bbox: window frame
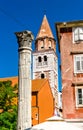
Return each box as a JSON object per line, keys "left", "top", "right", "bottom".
{"left": 75, "top": 87, "right": 83, "bottom": 107}
{"left": 72, "top": 27, "right": 83, "bottom": 43}
{"left": 74, "top": 55, "right": 83, "bottom": 73}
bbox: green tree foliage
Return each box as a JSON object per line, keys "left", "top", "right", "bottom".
{"left": 0, "top": 80, "right": 18, "bottom": 130}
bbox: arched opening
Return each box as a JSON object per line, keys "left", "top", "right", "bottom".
{"left": 41, "top": 73, "right": 45, "bottom": 79}
{"left": 48, "top": 40, "right": 52, "bottom": 48}
{"left": 40, "top": 40, "right": 44, "bottom": 49}
{"left": 43, "top": 55, "right": 47, "bottom": 65}
{"left": 44, "top": 55, "right": 47, "bottom": 61}
{"left": 38, "top": 56, "right": 42, "bottom": 62}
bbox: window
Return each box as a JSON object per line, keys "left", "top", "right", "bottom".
{"left": 44, "top": 55, "right": 47, "bottom": 61}
{"left": 40, "top": 40, "right": 44, "bottom": 49}
{"left": 76, "top": 87, "right": 83, "bottom": 107}
{"left": 77, "top": 89, "right": 83, "bottom": 105}
{"left": 38, "top": 56, "right": 42, "bottom": 66}
{"left": 48, "top": 40, "right": 51, "bottom": 48}
{"left": 41, "top": 73, "right": 45, "bottom": 79}
{"left": 38, "top": 56, "right": 42, "bottom": 62}
{"left": 73, "top": 27, "right": 83, "bottom": 43}
{"left": 74, "top": 55, "right": 83, "bottom": 73}
{"left": 43, "top": 55, "right": 47, "bottom": 65}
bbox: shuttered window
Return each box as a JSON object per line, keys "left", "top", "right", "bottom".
{"left": 74, "top": 55, "right": 83, "bottom": 73}
{"left": 73, "top": 27, "right": 83, "bottom": 43}
{"left": 77, "top": 88, "right": 83, "bottom": 105}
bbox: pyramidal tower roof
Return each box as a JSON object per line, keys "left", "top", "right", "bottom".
{"left": 36, "top": 15, "right": 54, "bottom": 39}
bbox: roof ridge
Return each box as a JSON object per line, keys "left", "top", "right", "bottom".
{"left": 0, "top": 76, "right": 18, "bottom": 80}
{"left": 39, "top": 78, "right": 48, "bottom": 91}
{"left": 32, "top": 78, "right": 48, "bottom": 92}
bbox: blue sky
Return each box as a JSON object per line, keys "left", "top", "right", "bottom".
{"left": 0, "top": 0, "right": 83, "bottom": 90}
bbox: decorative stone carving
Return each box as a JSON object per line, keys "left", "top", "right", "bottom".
{"left": 15, "top": 31, "right": 34, "bottom": 49}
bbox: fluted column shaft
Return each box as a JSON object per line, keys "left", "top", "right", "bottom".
{"left": 15, "top": 31, "right": 34, "bottom": 130}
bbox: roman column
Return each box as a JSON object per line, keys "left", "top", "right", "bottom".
{"left": 15, "top": 31, "right": 34, "bottom": 130}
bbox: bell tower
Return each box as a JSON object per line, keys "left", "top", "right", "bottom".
{"left": 33, "top": 15, "right": 58, "bottom": 106}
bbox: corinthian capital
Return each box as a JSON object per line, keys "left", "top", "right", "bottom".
{"left": 15, "top": 30, "right": 34, "bottom": 49}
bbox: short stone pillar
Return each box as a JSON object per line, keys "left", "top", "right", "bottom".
{"left": 15, "top": 31, "right": 34, "bottom": 130}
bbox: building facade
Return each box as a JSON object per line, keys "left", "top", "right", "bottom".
{"left": 33, "top": 15, "right": 58, "bottom": 107}
{"left": 32, "top": 79, "right": 54, "bottom": 126}
{"left": 56, "top": 20, "right": 83, "bottom": 119}
{"left": 0, "top": 77, "right": 54, "bottom": 126}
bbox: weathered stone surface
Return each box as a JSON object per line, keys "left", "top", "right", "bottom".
{"left": 15, "top": 30, "right": 34, "bottom": 130}
{"left": 15, "top": 31, "right": 34, "bottom": 49}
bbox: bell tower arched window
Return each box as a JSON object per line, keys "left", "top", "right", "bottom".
{"left": 44, "top": 55, "right": 47, "bottom": 65}
{"left": 38, "top": 56, "right": 42, "bottom": 66}
{"left": 48, "top": 40, "right": 52, "bottom": 48}
{"left": 44, "top": 55, "right": 47, "bottom": 61}
{"left": 38, "top": 56, "right": 42, "bottom": 62}
{"left": 41, "top": 73, "right": 45, "bottom": 79}
{"left": 40, "top": 40, "right": 44, "bottom": 49}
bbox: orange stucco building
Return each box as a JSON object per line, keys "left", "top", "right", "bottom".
{"left": 0, "top": 77, "right": 54, "bottom": 126}
{"left": 32, "top": 79, "right": 54, "bottom": 125}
